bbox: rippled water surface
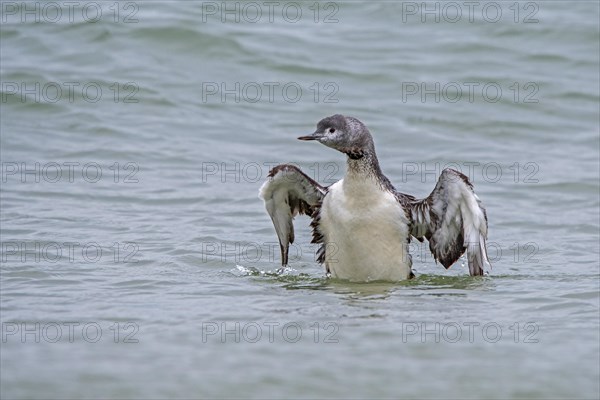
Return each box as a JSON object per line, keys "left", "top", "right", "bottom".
{"left": 1, "top": 1, "right": 599, "bottom": 399}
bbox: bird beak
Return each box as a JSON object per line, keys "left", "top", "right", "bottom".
{"left": 297, "top": 131, "right": 323, "bottom": 141}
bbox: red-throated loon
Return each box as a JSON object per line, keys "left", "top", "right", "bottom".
{"left": 259, "top": 114, "right": 491, "bottom": 282}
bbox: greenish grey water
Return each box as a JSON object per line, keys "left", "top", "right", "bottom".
{"left": 1, "top": 1, "right": 599, "bottom": 399}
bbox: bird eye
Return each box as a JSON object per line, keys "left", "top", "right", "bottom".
{"left": 329, "top": 128, "right": 335, "bottom": 134}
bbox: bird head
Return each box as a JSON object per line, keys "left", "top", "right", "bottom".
{"left": 298, "top": 114, "right": 374, "bottom": 159}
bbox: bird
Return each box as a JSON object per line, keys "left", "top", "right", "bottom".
{"left": 259, "top": 114, "right": 490, "bottom": 282}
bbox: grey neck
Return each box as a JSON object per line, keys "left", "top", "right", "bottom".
{"left": 345, "top": 150, "right": 394, "bottom": 191}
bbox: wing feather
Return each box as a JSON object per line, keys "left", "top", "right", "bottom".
{"left": 409, "top": 168, "right": 490, "bottom": 275}
{"left": 259, "top": 164, "right": 326, "bottom": 266}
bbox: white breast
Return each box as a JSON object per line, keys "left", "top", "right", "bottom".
{"left": 319, "top": 177, "right": 412, "bottom": 281}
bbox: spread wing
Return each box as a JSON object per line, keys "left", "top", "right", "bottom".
{"left": 408, "top": 168, "right": 490, "bottom": 275}
{"left": 259, "top": 164, "right": 327, "bottom": 266}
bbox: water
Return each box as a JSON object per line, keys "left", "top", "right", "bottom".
{"left": 1, "top": 1, "right": 599, "bottom": 399}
